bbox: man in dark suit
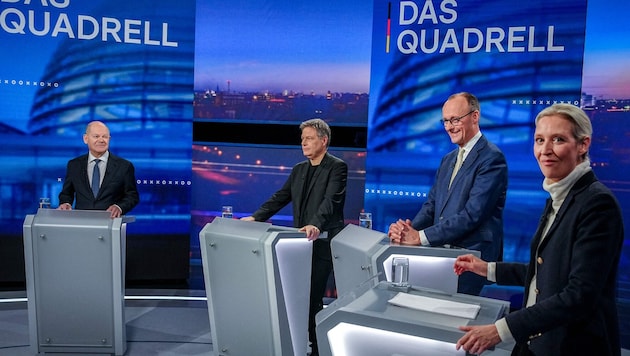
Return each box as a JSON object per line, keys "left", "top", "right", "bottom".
{"left": 58, "top": 121, "right": 139, "bottom": 218}
{"left": 241, "top": 118, "right": 347, "bottom": 356}
{"left": 388, "top": 92, "right": 508, "bottom": 295}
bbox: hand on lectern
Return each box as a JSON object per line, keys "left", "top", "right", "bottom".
{"left": 388, "top": 219, "right": 420, "bottom": 245}
{"left": 299, "top": 225, "right": 320, "bottom": 241}
{"left": 456, "top": 324, "right": 501, "bottom": 355}
{"left": 106, "top": 205, "right": 123, "bottom": 218}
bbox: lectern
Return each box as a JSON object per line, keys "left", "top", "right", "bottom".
{"left": 199, "top": 218, "right": 312, "bottom": 356}
{"left": 316, "top": 281, "right": 514, "bottom": 356}
{"left": 331, "top": 224, "right": 480, "bottom": 298}
{"left": 23, "top": 209, "right": 134, "bottom": 355}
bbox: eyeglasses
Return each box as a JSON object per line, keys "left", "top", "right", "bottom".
{"left": 440, "top": 110, "right": 475, "bottom": 126}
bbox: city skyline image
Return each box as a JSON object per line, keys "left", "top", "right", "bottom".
{"left": 194, "top": 0, "right": 373, "bottom": 96}
{"left": 581, "top": 0, "right": 630, "bottom": 99}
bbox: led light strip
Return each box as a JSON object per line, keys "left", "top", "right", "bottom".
{"left": 0, "top": 295, "right": 208, "bottom": 304}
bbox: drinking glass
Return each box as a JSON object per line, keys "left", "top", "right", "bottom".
{"left": 221, "top": 206, "right": 233, "bottom": 218}
{"left": 391, "top": 257, "right": 410, "bottom": 287}
{"left": 359, "top": 212, "right": 372, "bottom": 229}
{"left": 39, "top": 197, "right": 51, "bottom": 209}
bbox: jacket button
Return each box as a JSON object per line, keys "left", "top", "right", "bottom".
{"left": 535, "top": 288, "right": 540, "bottom": 294}
{"left": 528, "top": 332, "right": 542, "bottom": 340}
{"left": 537, "top": 257, "right": 543, "bottom": 264}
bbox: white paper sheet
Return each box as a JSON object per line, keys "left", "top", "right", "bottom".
{"left": 388, "top": 292, "right": 481, "bottom": 319}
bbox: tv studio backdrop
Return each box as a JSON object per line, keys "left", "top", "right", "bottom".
{"left": 1, "top": 0, "right": 629, "bottom": 352}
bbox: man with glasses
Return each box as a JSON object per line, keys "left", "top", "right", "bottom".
{"left": 388, "top": 92, "right": 508, "bottom": 295}
{"left": 58, "top": 120, "right": 139, "bottom": 218}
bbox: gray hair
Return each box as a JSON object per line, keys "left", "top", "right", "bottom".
{"left": 300, "top": 118, "right": 331, "bottom": 147}
{"left": 535, "top": 103, "right": 592, "bottom": 160}
{"left": 447, "top": 92, "right": 480, "bottom": 113}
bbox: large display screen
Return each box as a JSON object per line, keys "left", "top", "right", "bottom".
{"left": 364, "top": 0, "right": 629, "bottom": 345}
{"left": 191, "top": 0, "right": 373, "bottom": 261}
{"left": 1, "top": 0, "right": 628, "bottom": 346}
{"left": 0, "top": 0, "right": 195, "bottom": 281}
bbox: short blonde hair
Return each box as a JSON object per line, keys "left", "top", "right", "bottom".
{"left": 535, "top": 104, "right": 592, "bottom": 160}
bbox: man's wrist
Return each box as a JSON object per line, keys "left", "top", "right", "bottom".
{"left": 419, "top": 230, "right": 430, "bottom": 245}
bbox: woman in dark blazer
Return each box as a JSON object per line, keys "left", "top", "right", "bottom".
{"left": 453, "top": 104, "right": 624, "bottom": 355}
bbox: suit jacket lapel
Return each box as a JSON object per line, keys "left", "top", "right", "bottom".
{"left": 80, "top": 155, "right": 92, "bottom": 194}
{"left": 310, "top": 154, "right": 328, "bottom": 187}
{"left": 304, "top": 153, "right": 329, "bottom": 203}
{"left": 537, "top": 198, "right": 567, "bottom": 253}
{"left": 100, "top": 156, "right": 117, "bottom": 192}
{"left": 292, "top": 161, "right": 308, "bottom": 222}
{"left": 536, "top": 171, "right": 595, "bottom": 253}
{"left": 440, "top": 137, "right": 485, "bottom": 214}
{"left": 459, "top": 135, "right": 486, "bottom": 173}
{"left": 440, "top": 152, "right": 458, "bottom": 214}
{"left": 531, "top": 198, "right": 553, "bottom": 252}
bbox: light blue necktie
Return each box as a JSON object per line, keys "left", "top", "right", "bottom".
{"left": 92, "top": 159, "right": 101, "bottom": 198}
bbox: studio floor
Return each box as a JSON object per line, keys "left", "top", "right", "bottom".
{"left": 0, "top": 261, "right": 319, "bottom": 356}
{"left": 1, "top": 261, "right": 628, "bottom": 356}
{"left": 0, "top": 288, "right": 215, "bottom": 356}
{"left": 0, "top": 261, "right": 216, "bottom": 356}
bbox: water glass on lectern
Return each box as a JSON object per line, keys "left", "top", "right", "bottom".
{"left": 39, "top": 197, "right": 51, "bottom": 209}
{"left": 392, "top": 257, "right": 410, "bottom": 287}
{"left": 359, "top": 212, "right": 372, "bottom": 229}
{"left": 221, "top": 205, "right": 233, "bottom": 218}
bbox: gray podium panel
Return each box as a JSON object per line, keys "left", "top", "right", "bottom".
{"left": 330, "top": 224, "right": 386, "bottom": 298}
{"left": 316, "top": 281, "right": 513, "bottom": 356}
{"left": 199, "top": 218, "right": 312, "bottom": 356}
{"left": 23, "top": 209, "right": 133, "bottom": 355}
{"left": 331, "top": 224, "right": 480, "bottom": 298}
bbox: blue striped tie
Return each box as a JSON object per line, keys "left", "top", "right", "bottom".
{"left": 92, "top": 159, "right": 101, "bottom": 198}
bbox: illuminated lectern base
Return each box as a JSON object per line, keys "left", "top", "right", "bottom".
{"left": 332, "top": 224, "right": 481, "bottom": 298}
{"left": 316, "top": 281, "right": 514, "bottom": 356}
{"left": 23, "top": 209, "right": 134, "bottom": 355}
{"left": 199, "top": 218, "right": 312, "bottom": 356}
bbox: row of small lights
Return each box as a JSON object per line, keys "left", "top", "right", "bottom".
{"left": 136, "top": 180, "right": 192, "bottom": 186}
{"left": 364, "top": 188, "right": 428, "bottom": 198}
{"left": 1, "top": 79, "right": 60, "bottom": 87}
{"left": 512, "top": 99, "right": 580, "bottom": 106}
{"left": 55, "top": 177, "right": 192, "bottom": 186}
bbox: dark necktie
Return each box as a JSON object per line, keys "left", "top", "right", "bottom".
{"left": 92, "top": 159, "right": 101, "bottom": 198}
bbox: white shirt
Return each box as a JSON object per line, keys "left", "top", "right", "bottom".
{"left": 88, "top": 151, "right": 109, "bottom": 188}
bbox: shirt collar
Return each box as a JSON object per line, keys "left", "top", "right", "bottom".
{"left": 460, "top": 131, "right": 482, "bottom": 155}
{"left": 88, "top": 151, "right": 110, "bottom": 164}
